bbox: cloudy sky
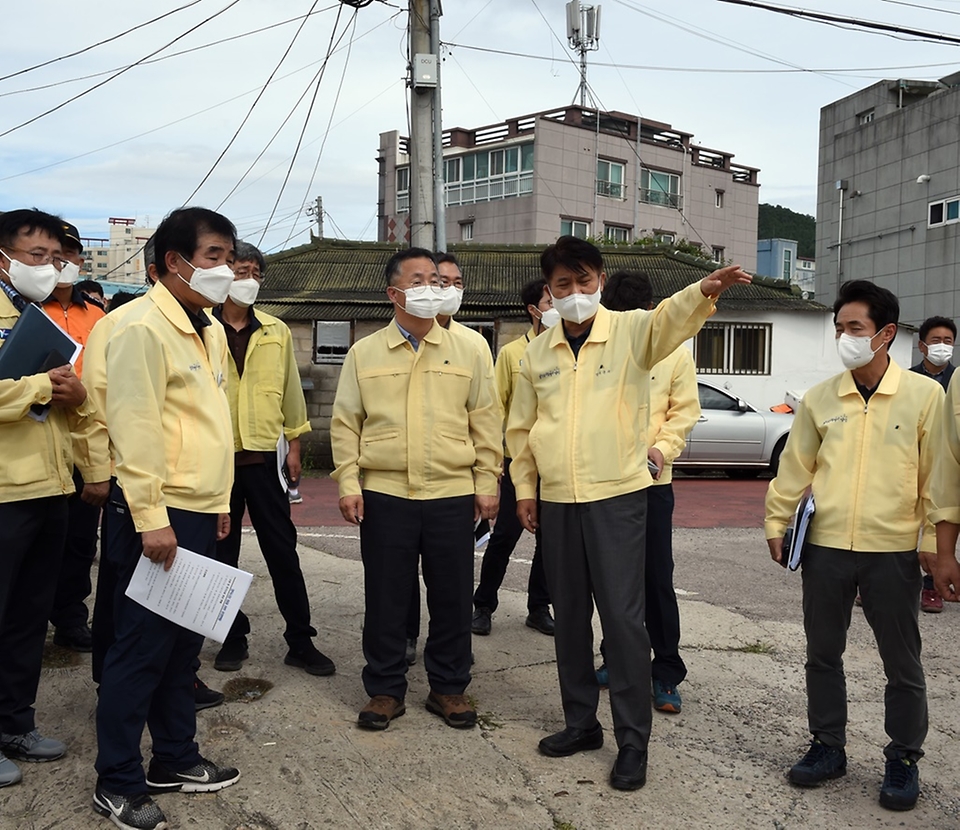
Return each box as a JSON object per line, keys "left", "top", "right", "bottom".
{"left": 1, "top": 0, "right": 958, "bottom": 254}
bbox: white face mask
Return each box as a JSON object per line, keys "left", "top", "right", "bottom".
{"left": 537, "top": 307, "right": 561, "bottom": 329}
{"left": 837, "top": 331, "right": 883, "bottom": 370}
{"left": 177, "top": 254, "right": 235, "bottom": 305}
{"left": 438, "top": 285, "right": 463, "bottom": 317}
{"left": 925, "top": 342, "right": 953, "bottom": 367}
{"left": 397, "top": 284, "right": 443, "bottom": 319}
{"left": 57, "top": 260, "right": 81, "bottom": 286}
{"left": 551, "top": 286, "right": 601, "bottom": 325}
{"left": 0, "top": 249, "right": 59, "bottom": 302}
{"left": 228, "top": 277, "right": 260, "bottom": 308}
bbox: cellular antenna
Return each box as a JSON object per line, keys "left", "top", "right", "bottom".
{"left": 566, "top": 1, "right": 601, "bottom": 108}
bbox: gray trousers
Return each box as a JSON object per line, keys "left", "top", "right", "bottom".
{"left": 541, "top": 490, "right": 651, "bottom": 751}
{"left": 802, "top": 544, "right": 927, "bottom": 761}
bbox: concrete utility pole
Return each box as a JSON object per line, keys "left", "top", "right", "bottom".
{"left": 408, "top": 0, "right": 441, "bottom": 250}
{"left": 307, "top": 195, "right": 324, "bottom": 239}
{"left": 430, "top": 0, "right": 446, "bottom": 253}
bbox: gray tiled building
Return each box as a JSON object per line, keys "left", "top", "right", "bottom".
{"left": 816, "top": 71, "right": 960, "bottom": 325}
{"left": 377, "top": 105, "right": 760, "bottom": 270}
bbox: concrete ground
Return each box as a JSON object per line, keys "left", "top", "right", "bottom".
{"left": 4, "top": 477, "right": 960, "bottom": 829}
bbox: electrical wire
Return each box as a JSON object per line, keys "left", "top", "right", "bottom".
{"left": 0, "top": 6, "right": 339, "bottom": 100}
{"left": 257, "top": 4, "right": 351, "bottom": 247}
{"left": 182, "top": 0, "right": 326, "bottom": 205}
{"left": 0, "top": 0, "right": 204, "bottom": 83}
{"left": 0, "top": 0, "right": 243, "bottom": 140}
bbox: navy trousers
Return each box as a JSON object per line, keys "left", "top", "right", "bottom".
{"left": 0, "top": 496, "right": 68, "bottom": 735}
{"left": 95, "top": 485, "right": 215, "bottom": 794}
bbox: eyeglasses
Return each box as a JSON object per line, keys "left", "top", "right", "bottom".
{"left": 4, "top": 247, "right": 65, "bottom": 267}
{"left": 233, "top": 266, "right": 262, "bottom": 280}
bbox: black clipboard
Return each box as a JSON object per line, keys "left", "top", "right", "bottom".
{"left": 0, "top": 304, "right": 81, "bottom": 380}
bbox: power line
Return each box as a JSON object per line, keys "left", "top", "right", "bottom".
{"left": 0, "top": 0, "right": 243, "bottom": 140}
{"left": 257, "top": 4, "right": 352, "bottom": 247}
{"left": 442, "top": 40, "right": 960, "bottom": 75}
{"left": 182, "top": 0, "right": 327, "bottom": 205}
{"left": 0, "top": 0, "right": 204, "bottom": 83}
{"left": 282, "top": 10, "right": 360, "bottom": 249}
{"left": 715, "top": 0, "right": 960, "bottom": 46}
{"left": 0, "top": 6, "right": 339, "bottom": 100}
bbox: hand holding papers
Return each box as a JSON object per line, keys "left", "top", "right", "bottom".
{"left": 780, "top": 492, "right": 815, "bottom": 572}
{"left": 125, "top": 547, "right": 253, "bottom": 642}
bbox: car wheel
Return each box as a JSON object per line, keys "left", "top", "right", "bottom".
{"left": 727, "top": 468, "right": 760, "bottom": 479}
{"left": 770, "top": 436, "right": 788, "bottom": 476}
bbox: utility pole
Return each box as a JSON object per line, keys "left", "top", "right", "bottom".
{"left": 408, "top": 0, "right": 439, "bottom": 250}
{"left": 430, "top": 0, "right": 446, "bottom": 253}
{"left": 306, "top": 195, "right": 324, "bottom": 239}
{"left": 566, "top": 1, "right": 600, "bottom": 108}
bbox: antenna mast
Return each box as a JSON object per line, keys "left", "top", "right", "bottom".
{"left": 566, "top": 1, "right": 601, "bottom": 108}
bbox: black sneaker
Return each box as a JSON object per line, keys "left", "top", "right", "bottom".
{"left": 145, "top": 757, "right": 240, "bottom": 794}
{"left": 284, "top": 642, "right": 336, "bottom": 676}
{"left": 54, "top": 623, "right": 93, "bottom": 653}
{"left": 472, "top": 607, "right": 492, "bottom": 636}
{"left": 213, "top": 639, "right": 248, "bottom": 672}
{"left": 194, "top": 679, "right": 224, "bottom": 712}
{"left": 879, "top": 757, "right": 920, "bottom": 811}
{"left": 93, "top": 785, "right": 168, "bottom": 830}
{"left": 788, "top": 739, "right": 847, "bottom": 787}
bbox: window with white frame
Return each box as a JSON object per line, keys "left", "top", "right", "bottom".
{"left": 654, "top": 230, "right": 675, "bottom": 244}
{"left": 712, "top": 246, "right": 725, "bottom": 263}
{"left": 443, "top": 143, "right": 534, "bottom": 208}
{"left": 604, "top": 225, "right": 630, "bottom": 244}
{"left": 639, "top": 169, "right": 681, "bottom": 209}
{"left": 460, "top": 221, "right": 474, "bottom": 242}
{"left": 597, "top": 159, "right": 625, "bottom": 198}
{"left": 782, "top": 247, "right": 793, "bottom": 281}
{"left": 396, "top": 167, "right": 410, "bottom": 214}
{"left": 858, "top": 109, "right": 875, "bottom": 125}
{"left": 561, "top": 219, "right": 591, "bottom": 239}
{"left": 313, "top": 321, "right": 352, "bottom": 365}
{"left": 929, "top": 196, "right": 960, "bottom": 227}
{"left": 695, "top": 322, "right": 771, "bottom": 375}
{"left": 715, "top": 189, "right": 724, "bottom": 209}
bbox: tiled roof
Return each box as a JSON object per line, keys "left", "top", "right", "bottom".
{"left": 258, "top": 240, "right": 826, "bottom": 321}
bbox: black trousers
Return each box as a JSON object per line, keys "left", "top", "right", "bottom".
{"left": 95, "top": 484, "right": 213, "bottom": 794}
{"left": 802, "top": 544, "right": 927, "bottom": 761}
{"left": 215, "top": 459, "right": 315, "bottom": 649}
{"left": 50, "top": 466, "right": 101, "bottom": 629}
{"left": 474, "top": 458, "right": 550, "bottom": 613}
{"left": 361, "top": 491, "right": 474, "bottom": 700}
{"left": 91, "top": 486, "right": 117, "bottom": 685}
{"left": 541, "top": 490, "right": 651, "bottom": 751}
{"left": 645, "top": 484, "right": 686, "bottom": 685}
{"left": 0, "top": 496, "right": 68, "bottom": 735}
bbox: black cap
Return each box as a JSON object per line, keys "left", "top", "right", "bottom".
{"left": 62, "top": 221, "right": 83, "bottom": 253}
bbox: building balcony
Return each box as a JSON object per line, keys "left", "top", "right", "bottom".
{"left": 639, "top": 188, "right": 682, "bottom": 210}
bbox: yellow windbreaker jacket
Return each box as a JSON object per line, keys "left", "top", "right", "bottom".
{"left": 647, "top": 346, "right": 700, "bottom": 487}
{"left": 221, "top": 309, "right": 311, "bottom": 451}
{"left": 506, "top": 281, "right": 716, "bottom": 503}
{"left": 103, "top": 280, "right": 234, "bottom": 532}
{"left": 765, "top": 360, "right": 942, "bottom": 553}
{"left": 331, "top": 319, "right": 502, "bottom": 500}
{"left": 0, "top": 290, "right": 98, "bottom": 502}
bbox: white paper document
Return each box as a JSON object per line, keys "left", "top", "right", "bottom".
{"left": 125, "top": 547, "right": 253, "bottom": 642}
{"left": 787, "top": 492, "right": 815, "bottom": 571}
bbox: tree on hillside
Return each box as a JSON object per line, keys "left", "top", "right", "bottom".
{"left": 758, "top": 204, "right": 815, "bottom": 258}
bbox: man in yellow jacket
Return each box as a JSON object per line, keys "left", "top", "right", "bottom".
{"left": 331, "top": 247, "right": 502, "bottom": 731}
{"left": 92, "top": 208, "right": 241, "bottom": 830}
{"left": 0, "top": 209, "right": 98, "bottom": 789}
{"left": 507, "top": 235, "right": 750, "bottom": 791}
{"left": 596, "top": 271, "right": 700, "bottom": 715}
{"left": 211, "top": 241, "right": 331, "bottom": 677}
{"left": 472, "top": 277, "right": 556, "bottom": 638}
{"left": 765, "top": 280, "right": 942, "bottom": 812}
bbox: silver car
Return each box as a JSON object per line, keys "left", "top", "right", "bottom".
{"left": 673, "top": 380, "right": 793, "bottom": 477}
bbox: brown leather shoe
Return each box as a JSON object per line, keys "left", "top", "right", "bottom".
{"left": 358, "top": 695, "right": 405, "bottom": 730}
{"left": 425, "top": 691, "right": 477, "bottom": 729}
